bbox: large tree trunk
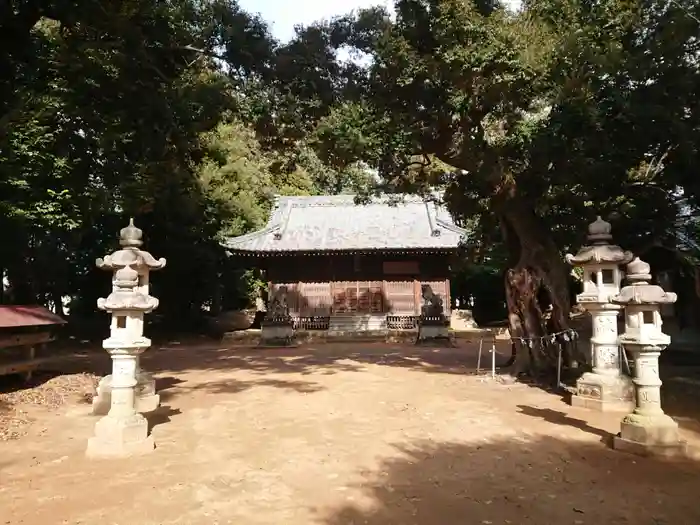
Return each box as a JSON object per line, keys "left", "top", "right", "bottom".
{"left": 496, "top": 195, "right": 573, "bottom": 378}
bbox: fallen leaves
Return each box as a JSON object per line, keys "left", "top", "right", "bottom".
{"left": 0, "top": 372, "right": 99, "bottom": 440}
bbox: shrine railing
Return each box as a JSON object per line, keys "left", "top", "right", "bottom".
{"left": 386, "top": 315, "right": 418, "bottom": 330}
{"left": 294, "top": 316, "right": 331, "bottom": 331}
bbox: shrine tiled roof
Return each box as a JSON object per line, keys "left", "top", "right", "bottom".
{"left": 223, "top": 194, "right": 468, "bottom": 254}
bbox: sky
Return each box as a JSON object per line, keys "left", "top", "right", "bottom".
{"left": 237, "top": 0, "right": 521, "bottom": 43}
{"left": 237, "top": 0, "right": 393, "bottom": 42}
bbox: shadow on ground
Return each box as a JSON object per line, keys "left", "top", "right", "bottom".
{"left": 319, "top": 435, "right": 700, "bottom": 525}
{"left": 147, "top": 342, "right": 516, "bottom": 377}
{"left": 516, "top": 405, "right": 610, "bottom": 442}
{"left": 0, "top": 341, "right": 518, "bottom": 401}
{"left": 147, "top": 405, "right": 181, "bottom": 433}
{"left": 158, "top": 376, "right": 325, "bottom": 402}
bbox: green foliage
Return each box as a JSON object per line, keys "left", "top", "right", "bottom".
{"left": 250, "top": 0, "right": 700, "bottom": 259}
{"left": 0, "top": 0, "right": 375, "bottom": 325}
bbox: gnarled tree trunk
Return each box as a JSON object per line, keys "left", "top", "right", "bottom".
{"left": 496, "top": 194, "right": 573, "bottom": 378}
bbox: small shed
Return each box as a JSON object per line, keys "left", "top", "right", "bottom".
{"left": 224, "top": 194, "right": 468, "bottom": 333}
{"left": 0, "top": 306, "right": 66, "bottom": 379}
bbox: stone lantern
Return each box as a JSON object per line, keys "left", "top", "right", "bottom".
{"left": 92, "top": 221, "right": 165, "bottom": 416}
{"left": 86, "top": 219, "right": 166, "bottom": 458}
{"left": 565, "top": 216, "right": 634, "bottom": 411}
{"left": 611, "top": 257, "right": 687, "bottom": 456}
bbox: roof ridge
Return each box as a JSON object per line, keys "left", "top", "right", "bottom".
{"left": 224, "top": 190, "right": 468, "bottom": 253}
{"left": 275, "top": 193, "right": 442, "bottom": 207}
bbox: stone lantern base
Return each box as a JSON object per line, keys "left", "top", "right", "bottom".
{"left": 86, "top": 413, "right": 154, "bottom": 458}
{"left": 571, "top": 372, "right": 635, "bottom": 412}
{"left": 613, "top": 413, "right": 688, "bottom": 458}
{"left": 260, "top": 316, "right": 295, "bottom": 346}
{"left": 92, "top": 370, "right": 160, "bottom": 415}
{"left": 417, "top": 315, "right": 451, "bottom": 343}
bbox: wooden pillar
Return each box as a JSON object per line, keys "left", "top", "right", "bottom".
{"left": 381, "top": 280, "right": 387, "bottom": 313}
{"left": 413, "top": 279, "right": 421, "bottom": 315}
{"left": 26, "top": 344, "right": 37, "bottom": 381}
{"left": 444, "top": 278, "right": 451, "bottom": 316}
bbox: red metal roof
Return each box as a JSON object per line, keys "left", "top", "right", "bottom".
{"left": 0, "top": 306, "right": 66, "bottom": 328}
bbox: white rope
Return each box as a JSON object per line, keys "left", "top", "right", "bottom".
{"left": 511, "top": 328, "right": 579, "bottom": 347}
{"left": 477, "top": 328, "right": 579, "bottom": 387}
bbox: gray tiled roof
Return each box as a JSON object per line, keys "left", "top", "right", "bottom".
{"left": 224, "top": 194, "right": 468, "bottom": 253}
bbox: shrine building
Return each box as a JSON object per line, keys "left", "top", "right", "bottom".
{"left": 224, "top": 194, "right": 467, "bottom": 333}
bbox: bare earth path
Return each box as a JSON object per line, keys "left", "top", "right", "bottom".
{"left": 2, "top": 341, "right": 700, "bottom": 525}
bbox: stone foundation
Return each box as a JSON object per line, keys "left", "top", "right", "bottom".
{"left": 613, "top": 413, "right": 688, "bottom": 458}
{"left": 86, "top": 413, "right": 154, "bottom": 458}
{"left": 328, "top": 314, "right": 387, "bottom": 335}
{"left": 613, "top": 436, "right": 689, "bottom": 458}
{"left": 227, "top": 328, "right": 431, "bottom": 345}
{"left": 260, "top": 323, "right": 295, "bottom": 346}
{"left": 417, "top": 313, "right": 451, "bottom": 343}
{"left": 570, "top": 372, "right": 635, "bottom": 412}
{"left": 417, "top": 324, "right": 452, "bottom": 344}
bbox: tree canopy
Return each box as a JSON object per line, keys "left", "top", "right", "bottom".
{"left": 251, "top": 0, "right": 700, "bottom": 371}
{"left": 0, "top": 0, "right": 370, "bottom": 326}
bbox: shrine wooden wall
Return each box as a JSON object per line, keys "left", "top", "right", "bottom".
{"left": 264, "top": 252, "right": 451, "bottom": 317}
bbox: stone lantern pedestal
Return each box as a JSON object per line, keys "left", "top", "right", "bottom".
{"left": 86, "top": 219, "right": 166, "bottom": 458}
{"left": 87, "top": 347, "right": 155, "bottom": 458}
{"left": 611, "top": 258, "right": 688, "bottom": 457}
{"left": 92, "top": 358, "right": 159, "bottom": 415}
{"left": 572, "top": 303, "right": 634, "bottom": 411}
{"left": 565, "top": 217, "right": 634, "bottom": 412}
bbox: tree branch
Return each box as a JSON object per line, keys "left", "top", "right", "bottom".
{"left": 174, "top": 44, "right": 227, "bottom": 61}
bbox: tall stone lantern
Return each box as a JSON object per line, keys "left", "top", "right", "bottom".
{"left": 92, "top": 221, "right": 165, "bottom": 416}
{"left": 565, "top": 216, "right": 634, "bottom": 411}
{"left": 86, "top": 219, "right": 166, "bottom": 458}
{"left": 611, "top": 257, "right": 687, "bottom": 456}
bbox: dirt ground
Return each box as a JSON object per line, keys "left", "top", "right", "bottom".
{"left": 3, "top": 340, "right": 700, "bottom": 525}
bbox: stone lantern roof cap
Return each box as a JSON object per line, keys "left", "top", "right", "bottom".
{"left": 626, "top": 257, "right": 651, "bottom": 281}
{"left": 96, "top": 220, "right": 166, "bottom": 272}
{"left": 588, "top": 216, "right": 612, "bottom": 243}
{"left": 612, "top": 257, "right": 678, "bottom": 305}
{"left": 120, "top": 218, "right": 143, "bottom": 247}
{"left": 565, "top": 216, "right": 634, "bottom": 266}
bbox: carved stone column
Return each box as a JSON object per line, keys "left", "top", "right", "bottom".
{"left": 566, "top": 217, "right": 634, "bottom": 411}
{"left": 612, "top": 258, "right": 688, "bottom": 457}
{"left": 589, "top": 305, "right": 624, "bottom": 377}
